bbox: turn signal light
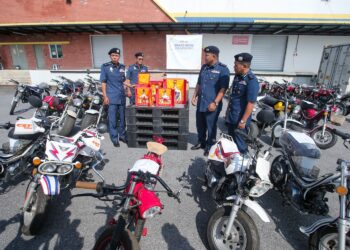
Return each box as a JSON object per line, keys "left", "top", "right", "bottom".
{"left": 32, "top": 157, "right": 41, "bottom": 166}
{"left": 75, "top": 161, "right": 82, "bottom": 169}
{"left": 336, "top": 185, "right": 348, "bottom": 196}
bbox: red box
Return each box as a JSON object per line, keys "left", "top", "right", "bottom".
{"left": 156, "top": 88, "right": 175, "bottom": 107}
{"left": 135, "top": 87, "right": 151, "bottom": 106}
{"left": 150, "top": 81, "right": 163, "bottom": 106}
{"left": 164, "top": 78, "right": 187, "bottom": 105}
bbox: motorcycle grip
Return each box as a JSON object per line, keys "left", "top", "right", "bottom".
{"left": 75, "top": 181, "right": 97, "bottom": 190}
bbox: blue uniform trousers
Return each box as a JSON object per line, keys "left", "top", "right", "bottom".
{"left": 196, "top": 106, "right": 221, "bottom": 150}
{"left": 227, "top": 119, "right": 251, "bottom": 154}
{"left": 108, "top": 104, "right": 126, "bottom": 142}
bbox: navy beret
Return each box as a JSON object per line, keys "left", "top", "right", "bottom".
{"left": 234, "top": 53, "right": 253, "bottom": 63}
{"left": 204, "top": 46, "right": 220, "bottom": 56}
{"left": 108, "top": 48, "right": 121, "bottom": 55}
{"left": 135, "top": 52, "right": 144, "bottom": 57}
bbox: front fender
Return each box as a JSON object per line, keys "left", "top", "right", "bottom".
{"left": 242, "top": 199, "right": 270, "bottom": 223}
{"left": 66, "top": 109, "right": 77, "bottom": 118}
{"left": 299, "top": 217, "right": 336, "bottom": 236}
{"left": 39, "top": 175, "right": 60, "bottom": 196}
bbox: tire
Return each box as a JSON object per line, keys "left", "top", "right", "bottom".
{"left": 207, "top": 206, "right": 259, "bottom": 250}
{"left": 21, "top": 184, "right": 49, "bottom": 236}
{"left": 9, "top": 93, "right": 19, "bottom": 115}
{"left": 93, "top": 226, "right": 140, "bottom": 250}
{"left": 81, "top": 113, "right": 98, "bottom": 130}
{"left": 334, "top": 102, "right": 347, "bottom": 116}
{"left": 310, "top": 127, "right": 338, "bottom": 150}
{"left": 248, "top": 121, "right": 259, "bottom": 139}
{"left": 57, "top": 115, "right": 76, "bottom": 136}
{"left": 309, "top": 225, "right": 350, "bottom": 250}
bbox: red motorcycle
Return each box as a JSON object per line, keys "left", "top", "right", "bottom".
{"left": 72, "top": 137, "right": 182, "bottom": 249}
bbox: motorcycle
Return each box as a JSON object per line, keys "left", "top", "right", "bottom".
{"left": 72, "top": 137, "right": 182, "bottom": 249}
{"left": 20, "top": 123, "right": 107, "bottom": 235}
{"left": 9, "top": 79, "right": 51, "bottom": 115}
{"left": 205, "top": 131, "right": 273, "bottom": 250}
{"left": 300, "top": 129, "right": 350, "bottom": 250}
{"left": 81, "top": 88, "right": 107, "bottom": 130}
{"left": 335, "top": 92, "right": 350, "bottom": 116}
{"left": 0, "top": 96, "right": 49, "bottom": 193}
{"left": 271, "top": 94, "right": 338, "bottom": 149}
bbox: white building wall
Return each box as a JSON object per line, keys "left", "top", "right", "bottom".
{"left": 283, "top": 35, "right": 350, "bottom": 74}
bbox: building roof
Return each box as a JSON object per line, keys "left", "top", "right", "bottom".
{"left": 0, "top": 22, "right": 349, "bottom": 36}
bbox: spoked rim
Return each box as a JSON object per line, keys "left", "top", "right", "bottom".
{"left": 319, "top": 232, "right": 350, "bottom": 250}
{"left": 211, "top": 215, "right": 247, "bottom": 250}
{"left": 95, "top": 235, "right": 127, "bottom": 250}
{"left": 312, "top": 130, "right": 332, "bottom": 145}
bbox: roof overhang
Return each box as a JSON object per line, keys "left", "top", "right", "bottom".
{"left": 0, "top": 22, "right": 350, "bottom": 36}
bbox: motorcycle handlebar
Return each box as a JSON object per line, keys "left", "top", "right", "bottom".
{"left": 75, "top": 181, "right": 98, "bottom": 190}
{"left": 0, "top": 122, "right": 15, "bottom": 129}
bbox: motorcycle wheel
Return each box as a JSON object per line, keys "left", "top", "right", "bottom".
{"left": 207, "top": 206, "right": 259, "bottom": 250}
{"left": 57, "top": 115, "right": 76, "bottom": 136}
{"left": 81, "top": 113, "right": 98, "bottom": 130}
{"left": 334, "top": 102, "right": 347, "bottom": 116}
{"left": 310, "top": 127, "right": 338, "bottom": 150}
{"left": 309, "top": 225, "right": 350, "bottom": 250}
{"left": 9, "top": 92, "right": 19, "bottom": 115}
{"left": 93, "top": 226, "right": 140, "bottom": 250}
{"left": 21, "top": 184, "right": 49, "bottom": 236}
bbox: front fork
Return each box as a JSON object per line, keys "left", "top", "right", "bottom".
{"left": 338, "top": 162, "right": 350, "bottom": 250}
{"left": 23, "top": 174, "right": 40, "bottom": 211}
{"left": 224, "top": 194, "right": 242, "bottom": 239}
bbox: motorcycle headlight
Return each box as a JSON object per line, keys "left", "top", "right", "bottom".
{"left": 18, "top": 86, "right": 25, "bottom": 92}
{"left": 57, "top": 164, "right": 73, "bottom": 174}
{"left": 58, "top": 83, "right": 64, "bottom": 90}
{"left": 39, "top": 163, "right": 57, "bottom": 174}
{"left": 73, "top": 98, "right": 82, "bottom": 107}
{"left": 141, "top": 206, "right": 162, "bottom": 219}
{"left": 93, "top": 95, "right": 101, "bottom": 104}
{"left": 42, "top": 102, "right": 49, "bottom": 110}
{"left": 293, "top": 105, "right": 301, "bottom": 114}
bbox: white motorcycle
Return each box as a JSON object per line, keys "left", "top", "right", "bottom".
{"left": 20, "top": 123, "right": 107, "bottom": 235}
{"left": 205, "top": 130, "right": 273, "bottom": 250}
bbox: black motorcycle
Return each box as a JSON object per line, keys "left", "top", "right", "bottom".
{"left": 9, "top": 79, "right": 50, "bottom": 115}
{"left": 335, "top": 92, "right": 350, "bottom": 116}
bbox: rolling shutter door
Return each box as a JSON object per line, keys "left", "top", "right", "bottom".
{"left": 91, "top": 35, "right": 124, "bottom": 68}
{"left": 251, "top": 35, "right": 287, "bottom": 71}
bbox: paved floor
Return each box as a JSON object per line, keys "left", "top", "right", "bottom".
{"left": 0, "top": 86, "right": 349, "bottom": 250}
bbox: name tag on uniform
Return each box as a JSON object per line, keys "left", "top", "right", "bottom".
{"left": 120, "top": 68, "right": 125, "bottom": 73}
{"left": 109, "top": 67, "right": 113, "bottom": 72}
{"left": 239, "top": 81, "right": 247, "bottom": 85}
{"left": 211, "top": 70, "right": 220, "bottom": 74}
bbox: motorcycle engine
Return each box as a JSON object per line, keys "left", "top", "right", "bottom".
{"left": 205, "top": 160, "right": 225, "bottom": 188}
{"left": 270, "top": 156, "right": 289, "bottom": 189}
{"left": 212, "top": 175, "right": 238, "bottom": 202}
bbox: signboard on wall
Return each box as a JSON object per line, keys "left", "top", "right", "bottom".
{"left": 232, "top": 35, "right": 249, "bottom": 45}
{"left": 166, "top": 35, "right": 202, "bottom": 70}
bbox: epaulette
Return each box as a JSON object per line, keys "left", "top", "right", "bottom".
{"left": 218, "top": 62, "right": 227, "bottom": 67}
{"left": 102, "top": 62, "right": 112, "bottom": 66}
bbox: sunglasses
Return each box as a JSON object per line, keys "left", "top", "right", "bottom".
{"left": 138, "top": 58, "right": 144, "bottom": 61}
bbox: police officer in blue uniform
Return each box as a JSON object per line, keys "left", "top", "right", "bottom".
{"left": 191, "top": 46, "right": 230, "bottom": 156}
{"left": 226, "top": 53, "right": 259, "bottom": 154}
{"left": 126, "top": 52, "right": 148, "bottom": 105}
{"left": 100, "top": 48, "right": 132, "bottom": 147}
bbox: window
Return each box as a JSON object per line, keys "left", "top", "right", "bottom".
{"left": 251, "top": 35, "right": 287, "bottom": 71}
{"left": 49, "top": 44, "right": 63, "bottom": 59}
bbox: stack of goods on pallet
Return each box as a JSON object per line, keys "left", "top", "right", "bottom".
{"left": 134, "top": 73, "right": 188, "bottom": 108}
{"left": 126, "top": 73, "right": 189, "bottom": 150}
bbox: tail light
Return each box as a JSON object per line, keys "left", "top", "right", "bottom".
{"left": 137, "top": 188, "right": 162, "bottom": 219}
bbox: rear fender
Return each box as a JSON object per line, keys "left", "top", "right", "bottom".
{"left": 299, "top": 218, "right": 336, "bottom": 236}
{"left": 66, "top": 110, "right": 77, "bottom": 118}
{"left": 85, "top": 109, "right": 99, "bottom": 115}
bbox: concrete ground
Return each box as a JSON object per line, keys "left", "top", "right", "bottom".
{"left": 0, "top": 86, "right": 349, "bottom": 250}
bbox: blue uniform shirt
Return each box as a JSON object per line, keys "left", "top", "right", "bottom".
{"left": 226, "top": 70, "right": 259, "bottom": 124}
{"left": 197, "top": 62, "right": 230, "bottom": 112}
{"left": 126, "top": 64, "right": 148, "bottom": 84}
{"left": 100, "top": 62, "right": 126, "bottom": 105}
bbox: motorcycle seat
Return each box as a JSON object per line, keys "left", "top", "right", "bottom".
{"left": 256, "top": 109, "right": 276, "bottom": 124}
{"left": 260, "top": 96, "right": 279, "bottom": 107}
{"left": 300, "top": 100, "right": 318, "bottom": 110}
{"left": 37, "top": 82, "right": 49, "bottom": 90}
{"left": 8, "top": 128, "right": 43, "bottom": 141}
